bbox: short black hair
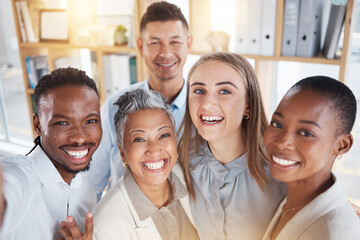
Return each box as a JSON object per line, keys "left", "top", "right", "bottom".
{"left": 34, "top": 67, "right": 98, "bottom": 112}
{"left": 140, "top": 1, "right": 188, "bottom": 33}
{"left": 290, "top": 76, "right": 357, "bottom": 135}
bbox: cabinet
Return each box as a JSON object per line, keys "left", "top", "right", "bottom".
{"left": 12, "top": 0, "right": 355, "bottom": 136}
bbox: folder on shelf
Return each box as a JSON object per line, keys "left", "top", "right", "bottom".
{"left": 322, "top": 2, "right": 347, "bottom": 59}
{"left": 25, "top": 55, "right": 49, "bottom": 89}
{"left": 247, "top": 0, "right": 262, "bottom": 55}
{"left": 19, "top": 1, "right": 36, "bottom": 42}
{"left": 282, "top": 0, "right": 301, "bottom": 56}
{"left": 260, "top": 0, "right": 277, "bottom": 56}
{"left": 235, "top": 0, "right": 249, "bottom": 54}
{"left": 15, "top": 1, "right": 27, "bottom": 42}
{"left": 103, "top": 54, "right": 133, "bottom": 98}
{"left": 296, "top": 0, "right": 324, "bottom": 58}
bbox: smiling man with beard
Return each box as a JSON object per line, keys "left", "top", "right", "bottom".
{"left": 0, "top": 67, "right": 102, "bottom": 240}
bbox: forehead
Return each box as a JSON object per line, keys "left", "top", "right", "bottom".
{"left": 125, "top": 109, "right": 174, "bottom": 131}
{"left": 142, "top": 20, "right": 187, "bottom": 37}
{"left": 38, "top": 85, "right": 99, "bottom": 115}
{"left": 277, "top": 89, "right": 336, "bottom": 122}
{"left": 191, "top": 61, "right": 245, "bottom": 85}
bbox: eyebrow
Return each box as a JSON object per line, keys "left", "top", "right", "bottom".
{"left": 190, "top": 81, "right": 238, "bottom": 89}
{"left": 190, "top": 82, "right": 205, "bottom": 87}
{"left": 158, "top": 126, "right": 172, "bottom": 131}
{"left": 273, "top": 111, "right": 321, "bottom": 129}
{"left": 216, "top": 81, "right": 238, "bottom": 89}
{"left": 130, "top": 125, "right": 172, "bottom": 134}
{"left": 149, "top": 35, "right": 182, "bottom": 40}
{"left": 52, "top": 112, "right": 100, "bottom": 119}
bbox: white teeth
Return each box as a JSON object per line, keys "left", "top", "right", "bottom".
{"left": 202, "top": 115, "right": 223, "bottom": 122}
{"left": 158, "top": 63, "right": 175, "bottom": 67}
{"left": 65, "top": 149, "right": 88, "bottom": 159}
{"left": 143, "top": 160, "right": 165, "bottom": 170}
{"left": 273, "top": 156, "right": 297, "bottom": 166}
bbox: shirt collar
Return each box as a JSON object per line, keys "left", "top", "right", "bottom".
{"left": 145, "top": 78, "right": 187, "bottom": 110}
{"left": 124, "top": 167, "right": 187, "bottom": 221}
{"left": 199, "top": 140, "right": 249, "bottom": 183}
{"left": 30, "top": 145, "right": 82, "bottom": 188}
{"left": 171, "top": 79, "right": 187, "bottom": 110}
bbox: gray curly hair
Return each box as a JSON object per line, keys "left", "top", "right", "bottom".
{"left": 113, "top": 88, "right": 175, "bottom": 147}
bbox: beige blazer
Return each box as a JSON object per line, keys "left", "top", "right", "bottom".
{"left": 93, "top": 163, "right": 194, "bottom": 240}
{"left": 262, "top": 175, "right": 360, "bottom": 240}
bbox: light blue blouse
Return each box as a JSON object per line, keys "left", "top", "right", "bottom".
{"left": 189, "top": 140, "right": 286, "bottom": 240}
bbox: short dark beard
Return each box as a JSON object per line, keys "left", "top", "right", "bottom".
{"left": 57, "top": 159, "right": 92, "bottom": 175}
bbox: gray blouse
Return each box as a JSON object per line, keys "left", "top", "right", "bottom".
{"left": 189, "top": 140, "right": 286, "bottom": 240}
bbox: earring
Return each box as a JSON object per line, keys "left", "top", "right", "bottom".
{"left": 123, "top": 162, "right": 128, "bottom": 168}
{"left": 336, "top": 154, "right": 342, "bottom": 159}
{"left": 243, "top": 114, "right": 249, "bottom": 120}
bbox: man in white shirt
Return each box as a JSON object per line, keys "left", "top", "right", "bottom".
{"left": 0, "top": 67, "right": 102, "bottom": 239}
{"left": 86, "top": 1, "right": 193, "bottom": 200}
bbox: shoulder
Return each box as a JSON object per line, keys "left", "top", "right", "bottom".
{"left": 0, "top": 155, "right": 36, "bottom": 184}
{"left": 93, "top": 178, "right": 138, "bottom": 239}
{"left": 301, "top": 206, "right": 360, "bottom": 239}
{"left": 93, "top": 178, "right": 132, "bottom": 225}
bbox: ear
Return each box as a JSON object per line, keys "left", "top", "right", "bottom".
{"left": 244, "top": 103, "right": 250, "bottom": 116}
{"left": 137, "top": 38, "right": 144, "bottom": 57}
{"left": 335, "top": 133, "right": 353, "bottom": 156}
{"left": 186, "top": 35, "right": 193, "bottom": 52}
{"left": 117, "top": 143, "right": 127, "bottom": 163}
{"left": 33, "top": 113, "right": 42, "bottom": 136}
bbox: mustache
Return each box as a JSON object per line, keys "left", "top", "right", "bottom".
{"left": 59, "top": 143, "right": 96, "bottom": 148}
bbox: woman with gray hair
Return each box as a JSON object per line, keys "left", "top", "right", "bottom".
{"left": 92, "top": 88, "right": 199, "bottom": 240}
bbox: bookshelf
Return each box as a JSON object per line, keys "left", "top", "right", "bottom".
{"left": 12, "top": 0, "right": 355, "bottom": 137}
{"left": 189, "top": 0, "right": 355, "bottom": 116}
{"left": 11, "top": 0, "right": 149, "bottom": 137}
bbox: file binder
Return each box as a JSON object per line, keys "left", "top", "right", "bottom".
{"left": 322, "top": 3, "right": 347, "bottom": 59}
{"left": 296, "top": 0, "right": 324, "bottom": 57}
{"left": 248, "top": 0, "right": 262, "bottom": 55}
{"left": 260, "top": 0, "right": 277, "bottom": 56}
{"left": 103, "top": 54, "right": 132, "bottom": 98}
{"left": 282, "top": 0, "right": 301, "bottom": 56}
{"left": 235, "top": 0, "right": 249, "bottom": 54}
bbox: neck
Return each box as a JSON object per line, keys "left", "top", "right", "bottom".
{"left": 148, "top": 75, "right": 184, "bottom": 103}
{"left": 139, "top": 180, "right": 171, "bottom": 208}
{"left": 208, "top": 132, "right": 246, "bottom": 164}
{"left": 285, "top": 173, "right": 333, "bottom": 209}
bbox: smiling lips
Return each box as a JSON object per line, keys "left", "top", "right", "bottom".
{"left": 142, "top": 159, "right": 168, "bottom": 171}
{"left": 272, "top": 156, "right": 298, "bottom": 166}
{"left": 64, "top": 149, "right": 89, "bottom": 159}
{"left": 201, "top": 115, "right": 224, "bottom": 125}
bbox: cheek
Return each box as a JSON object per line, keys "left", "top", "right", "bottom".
{"left": 188, "top": 98, "right": 199, "bottom": 120}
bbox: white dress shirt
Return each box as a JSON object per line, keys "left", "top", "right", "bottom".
{"left": 0, "top": 146, "right": 97, "bottom": 240}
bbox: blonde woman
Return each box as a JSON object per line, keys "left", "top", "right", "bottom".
{"left": 178, "top": 52, "right": 285, "bottom": 240}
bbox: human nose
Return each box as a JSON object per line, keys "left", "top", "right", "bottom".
{"left": 68, "top": 125, "right": 87, "bottom": 144}
{"left": 159, "top": 43, "right": 172, "bottom": 57}
{"left": 201, "top": 92, "right": 217, "bottom": 109}
{"left": 145, "top": 139, "right": 162, "bottom": 156}
{"left": 273, "top": 130, "right": 295, "bottom": 151}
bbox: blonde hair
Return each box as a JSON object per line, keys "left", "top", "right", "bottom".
{"left": 178, "top": 52, "right": 270, "bottom": 199}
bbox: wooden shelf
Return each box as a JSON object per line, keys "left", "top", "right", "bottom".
{"left": 20, "top": 42, "right": 137, "bottom": 53}
{"left": 190, "top": 51, "right": 342, "bottom": 66}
